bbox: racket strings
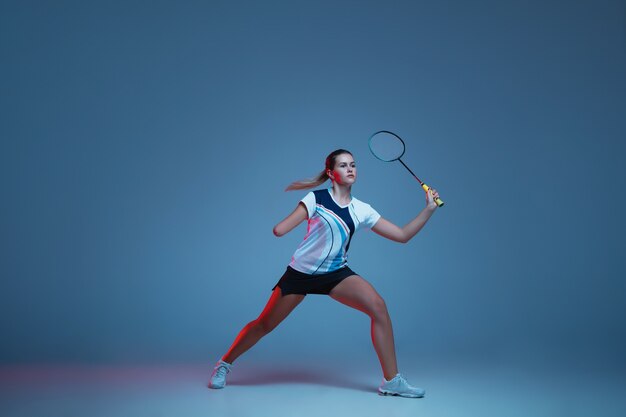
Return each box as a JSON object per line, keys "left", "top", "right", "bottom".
{"left": 368, "top": 131, "right": 405, "bottom": 162}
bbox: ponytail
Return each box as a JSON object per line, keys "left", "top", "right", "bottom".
{"left": 285, "top": 170, "right": 328, "bottom": 191}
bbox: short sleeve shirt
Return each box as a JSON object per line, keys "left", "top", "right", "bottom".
{"left": 289, "top": 188, "right": 381, "bottom": 274}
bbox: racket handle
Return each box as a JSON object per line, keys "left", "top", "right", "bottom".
{"left": 421, "top": 183, "right": 445, "bottom": 207}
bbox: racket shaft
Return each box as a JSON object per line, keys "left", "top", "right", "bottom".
{"left": 399, "top": 159, "right": 444, "bottom": 207}
{"left": 398, "top": 159, "right": 423, "bottom": 183}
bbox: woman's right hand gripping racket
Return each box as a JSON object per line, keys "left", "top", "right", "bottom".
{"left": 368, "top": 130, "right": 444, "bottom": 207}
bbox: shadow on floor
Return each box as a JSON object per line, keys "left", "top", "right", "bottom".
{"left": 225, "top": 366, "right": 374, "bottom": 393}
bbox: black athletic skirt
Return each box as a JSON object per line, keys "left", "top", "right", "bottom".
{"left": 272, "top": 266, "right": 358, "bottom": 296}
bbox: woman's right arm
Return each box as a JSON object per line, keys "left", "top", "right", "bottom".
{"left": 273, "top": 202, "right": 308, "bottom": 237}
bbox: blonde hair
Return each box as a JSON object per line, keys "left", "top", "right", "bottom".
{"left": 285, "top": 149, "right": 352, "bottom": 191}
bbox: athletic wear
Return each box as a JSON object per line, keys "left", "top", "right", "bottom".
{"left": 208, "top": 359, "right": 232, "bottom": 389}
{"left": 272, "top": 265, "right": 357, "bottom": 296}
{"left": 211, "top": 188, "right": 424, "bottom": 396}
{"left": 289, "top": 189, "right": 380, "bottom": 275}
{"left": 378, "top": 373, "right": 425, "bottom": 398}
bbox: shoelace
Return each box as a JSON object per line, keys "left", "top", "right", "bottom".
{"left": 388, "top": 373, "right": 412, "bottom": 388}
{"left": 214, "top": 364, "right": 230, "bottom": 378}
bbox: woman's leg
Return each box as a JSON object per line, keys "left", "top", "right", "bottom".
{"left": 328, "top": 275, "right": 399, "bottom": 380}
{"left": 222, "top": 287, "right": 306, "bottom": 364}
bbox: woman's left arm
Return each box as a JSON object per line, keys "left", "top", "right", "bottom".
{"left": 371, "top": 189, "right": 439, "bottom": 243}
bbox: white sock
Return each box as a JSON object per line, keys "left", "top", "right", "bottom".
{"left": 385, "top": 373, "right": 399, "bottom": 382}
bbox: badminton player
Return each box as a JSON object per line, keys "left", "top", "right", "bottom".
{"left": 209, "top": 149, "right": 439, "bottom": 397}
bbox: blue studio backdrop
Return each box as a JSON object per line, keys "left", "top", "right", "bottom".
{"left": 1, "top": 0, "right": 625, "bottom": 373}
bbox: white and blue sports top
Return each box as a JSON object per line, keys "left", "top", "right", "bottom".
{"left": 289, "top": 188, "right": 381, "bottom": 275}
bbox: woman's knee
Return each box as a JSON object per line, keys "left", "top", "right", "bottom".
{"left": 369, "top": 296, "right": 389, "bottom": 320}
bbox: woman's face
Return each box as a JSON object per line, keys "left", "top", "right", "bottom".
{"left": 328, "top": 153, "right": 357, "bottom": 185}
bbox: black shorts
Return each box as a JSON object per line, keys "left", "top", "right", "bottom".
{"left": 272, "top": 266, "right": 358, "bottom": 296}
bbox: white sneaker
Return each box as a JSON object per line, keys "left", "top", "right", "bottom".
{"left": 208, "top": 359, "right": 232, "bottom": 389}
{"left": 378, "top": 373, "right": 425, "bottom": 398}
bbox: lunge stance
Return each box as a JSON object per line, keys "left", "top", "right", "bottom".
{"left": 209, "top": 149, "right": 439, "bottom": 397}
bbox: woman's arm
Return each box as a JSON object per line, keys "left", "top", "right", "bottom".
{"left": 371, "top": 189, "right": 439, "bottom": 243}
{"left": 273, "top": 202, "right": 308, "bottom": 237}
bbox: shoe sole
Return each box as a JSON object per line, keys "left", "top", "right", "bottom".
{"left": 378, "top": 389, "right": 424, "bottom": 398}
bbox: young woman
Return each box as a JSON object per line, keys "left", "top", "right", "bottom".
{"left": 209, "top": 149, "right": 440, "bottom": 398}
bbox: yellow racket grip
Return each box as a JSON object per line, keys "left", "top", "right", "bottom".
{"left": 421, "top": 183, "right": 445, "bottom": 207}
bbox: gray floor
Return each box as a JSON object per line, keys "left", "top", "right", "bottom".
{"left": 1, "top": 358, "right": 625, "bottom": 417}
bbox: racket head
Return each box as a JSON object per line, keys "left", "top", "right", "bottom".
{"left": 368, "top": 130, "right": 406, "bottom": 162}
